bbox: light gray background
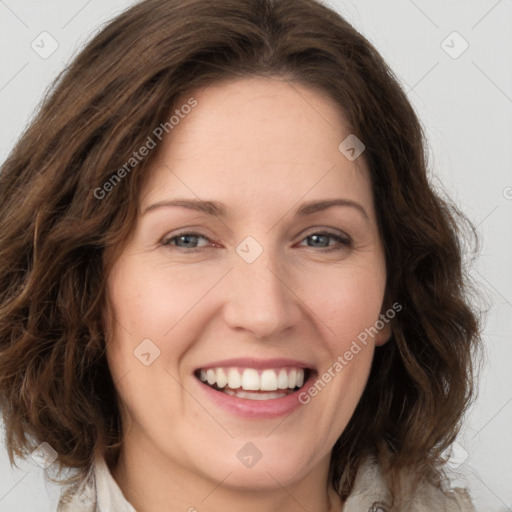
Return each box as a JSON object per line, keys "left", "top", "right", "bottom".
{"left": 0, "top": 0, "right": 511, "bottom": 510}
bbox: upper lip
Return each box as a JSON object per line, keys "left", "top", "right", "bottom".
{"left": 195, "top": 358, "right": 315, "bottom": 371}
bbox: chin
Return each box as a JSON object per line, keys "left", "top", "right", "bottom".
{"left": 211, "top": 460, "right": 308, "bottom": 491}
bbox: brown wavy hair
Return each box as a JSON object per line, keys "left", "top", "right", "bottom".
{"left": 0, "top": 0, "right": 481, "bottom": 507}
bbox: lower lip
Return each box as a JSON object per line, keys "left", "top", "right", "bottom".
{"left": 194, "top": 372, "right": 316, "bottom": 419}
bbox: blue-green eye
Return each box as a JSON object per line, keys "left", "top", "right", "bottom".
{"left": 162, "top": 232, "right": 211, "bottom": 250}
{"left": 298, "top": 231, "right": 352, "bottom": 253}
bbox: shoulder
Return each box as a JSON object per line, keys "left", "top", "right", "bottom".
{"left": 343, "top": 455, "right": 477, "bottom": 512}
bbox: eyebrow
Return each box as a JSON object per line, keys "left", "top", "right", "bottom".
{"left": 142, "top": 198, "right": 369, "bottom": 220}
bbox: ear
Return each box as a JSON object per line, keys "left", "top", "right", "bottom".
{"left": 374, "top": 318, "right": 392, "bottom": 347}
{"left": 374, "top": 295, "right": 399, "bottom": 347}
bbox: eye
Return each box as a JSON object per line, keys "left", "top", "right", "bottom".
{"left": 297, "top": 231, "right": 352, "bottom": 253}
{"left": 161, "top": 232, "right": 214, "bottom": 251}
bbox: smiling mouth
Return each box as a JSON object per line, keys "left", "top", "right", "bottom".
{"left": 194, "top": 366, "right": 313, "bottom": 401}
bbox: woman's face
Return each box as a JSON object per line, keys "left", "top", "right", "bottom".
{"left": 105, "top": 76, "right": 390, "bottom": 491}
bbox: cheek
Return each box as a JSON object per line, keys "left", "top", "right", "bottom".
{"left": 300, "top": 261, "right": 386, "bottom": 344}
{"left": 105, "top": 257, "right": 223, "bottom": 342}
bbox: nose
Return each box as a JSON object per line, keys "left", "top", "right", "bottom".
{"left": 222, "top": 248, "right": 302, "bottom": 341}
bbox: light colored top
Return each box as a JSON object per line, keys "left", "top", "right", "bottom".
{"left": 56, "top": 454, "right": 477, "bottom": 512}
{"left": 57, "top": 457, "right": 136, "bottom": 512}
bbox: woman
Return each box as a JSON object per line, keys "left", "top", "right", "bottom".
{"left": 0, "top": 0, "right": 481, "bottom": 510}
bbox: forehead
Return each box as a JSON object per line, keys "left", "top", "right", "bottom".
{"left": 141, "top": 76, "right": 374, "bottom": 216}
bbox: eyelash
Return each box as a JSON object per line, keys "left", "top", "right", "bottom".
{"left": 161, "top": 230, "right": 352, "bottom": 254}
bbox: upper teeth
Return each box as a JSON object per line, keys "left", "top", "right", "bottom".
{"left": 198, "top": 367, "right": 305, "bottom": 391}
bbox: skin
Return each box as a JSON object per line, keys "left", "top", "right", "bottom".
{"left": 105, "top": 76, "right": 391, "bottom": 512}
